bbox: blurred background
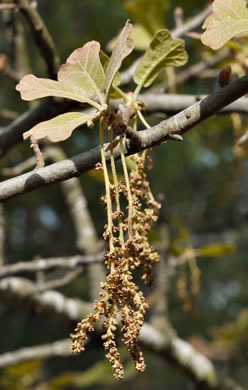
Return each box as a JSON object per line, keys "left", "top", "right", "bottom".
{"left": 0, "top": 0, "right": 248, "bottom": 389}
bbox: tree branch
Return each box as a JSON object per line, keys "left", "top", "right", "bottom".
{"left": 1, "top": 90, "right": 247, "bottom": 159}
{"left": 0, "top": 98, "right": 78, "bottom": 157}
{"left": 171, "top": 5, "right": 212, "bottom": 39}
{"left": 1, "top": 74, "right": 248, "bottom": 202}
{"left": 14, "top": 0, "right": 60, "bottom": 78}
{"left": 0, "top": 339, "right": 72, "bottom": 368}
{"left": 161, "top": 50, "right": 231, "bottom": 92}
{"left": 0, "top": 253, "right": 103, "bottom": 278}
{"left": 123, "top": 94, "right": 248, "bottom": 116}
{"left": 0, "top": 276, "right": 92, "bottom": 320}
{"left": 0, "top": 274, "right": 243, "bottom": 389}
{"left": 0, "top": 275, "right": 218, "bottom": 389}
{"left": 139, "top": 323, "right": 218, "bottom": 389}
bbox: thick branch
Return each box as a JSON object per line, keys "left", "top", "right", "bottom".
{"left": 1, "top": 91, "right": 247, "bottom": 159}
{"left": 2, "top": 91, "right": 247, "bottom": 159}
{"left": 1, "top": 74, "right": 248, "bottom": 202}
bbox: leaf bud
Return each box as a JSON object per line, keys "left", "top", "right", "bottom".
{"left": 218, "top": 64, "right": 232, "bottom": 88}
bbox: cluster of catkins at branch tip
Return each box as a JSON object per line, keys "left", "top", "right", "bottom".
{"left": 71, "top": 123, "right": 161, "bottom": 379}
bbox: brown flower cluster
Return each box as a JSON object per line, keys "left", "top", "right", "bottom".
{"left": 71, "top": 140, "right": 160, "bottom": 379}
{"left": 130, "top": 154, "right": 161, "bottom": 286}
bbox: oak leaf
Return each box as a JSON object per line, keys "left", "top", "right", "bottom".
{"left": 201, "top": 0, "right": 248, "bottom": 50}
{"left": 134, "top": 29, "right": 188, "bottom": 89}
{"left": 104, "top": 21, "right": 135, "bottom": 98}
{"left": 23, "top": 112, "right": 96, "bottom": 142}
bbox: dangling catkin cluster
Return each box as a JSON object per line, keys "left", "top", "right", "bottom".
{"left": 71, "top": 111, "right": 161, "bottom": 379}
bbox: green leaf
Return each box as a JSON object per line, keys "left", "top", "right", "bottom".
{"left": 104, "top": 21, "right": 135, "bottom": 98}
{"left": 134, "top": 29, "right": 188, "bottom": 90}
{"left": 58, "top": 41, "right": 105, "bottom": 102}
{"left": 201, "top": 0, "right": 248, "bottom": 50}
{"left": 124, "top": 0, "right": 169, "bottom": 35}
{"left": 23, "top": 112, "right": 96, "bottom": 142}
{"left": 16, "top": 74, "right": 100, "bottom": 107}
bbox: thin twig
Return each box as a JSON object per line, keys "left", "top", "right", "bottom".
{"left": 35, "top": 267, "right": 84, "bottom": 292}
{"left": 161, "top": 50, "right": 231, "bottom": 93}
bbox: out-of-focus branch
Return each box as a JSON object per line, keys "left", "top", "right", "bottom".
{"left": 1, "top": 155, "right": 38, "bottom": 176}
{"left": 0, "top": 253, "right": 103, "bottom": 278}
{"left": 13, "top": 6, "right": 32, "bottom": 78}
{"left": 0, "top": 4, "right": 16, "bottom": 10}
{"left": 0, "top": 276, "right": 92, "bottom": 320}
{"left": 0, "top": 98, "right": 77, "bottom": 156}
{"left": 0, "top": 274, "right": 241, "bottom": 389}
{"left": 174, "top": 7, "right": 184, "bottom": 28}
{"left": 0, "top": 108, "right": 18, "bottom": 120}
{"left": 2, "top": 73, "right": 248, "bottom": 202}
{"left": 139, "top": 323, "right": 218, "bottom": 389}
{"left": 14, "top": 0, "right": 60, "bottom": 78}
{"left": 0, "top": 331, "right": 218, "bottom": 389}
{"left": 171, "top": 5, "right": 212, "bottom": 39}
{"left": 136, "top": 94, "right": 248, "bottom": 115}
{"left": 0, "top": 275, "right": 219, "bottom": 389}
{"left": 0, "top": 339, "right": 72, "bottom": 368}
{"left": 161, "top": 50, "right": 231, "bottom": 92}
{"left": 237, "top": 130, "right": 248, "bottom": 146}
{"left": 0, "top": 205, "right": 4, "bottom": 267}
{"left": 150, "top": 224, "right": 173, "bottom": 335}
{"left": 45, "top": 146, "right": 105, "bottom": 300}
{"left": 0, "top": 54, "right": 20, "bottom": 81}
{"left": 35, "top": 267, "right": 84, "bottom": 292}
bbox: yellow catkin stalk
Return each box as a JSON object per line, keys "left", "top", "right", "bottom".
{"left": 108, "top": 129, "right": 124, "bottom": 247}
{"left": 120, "top": 135, "right": 133, "bottom": 237}
{"left": 100, "top": 117, "right": 114, "bottom": 253}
